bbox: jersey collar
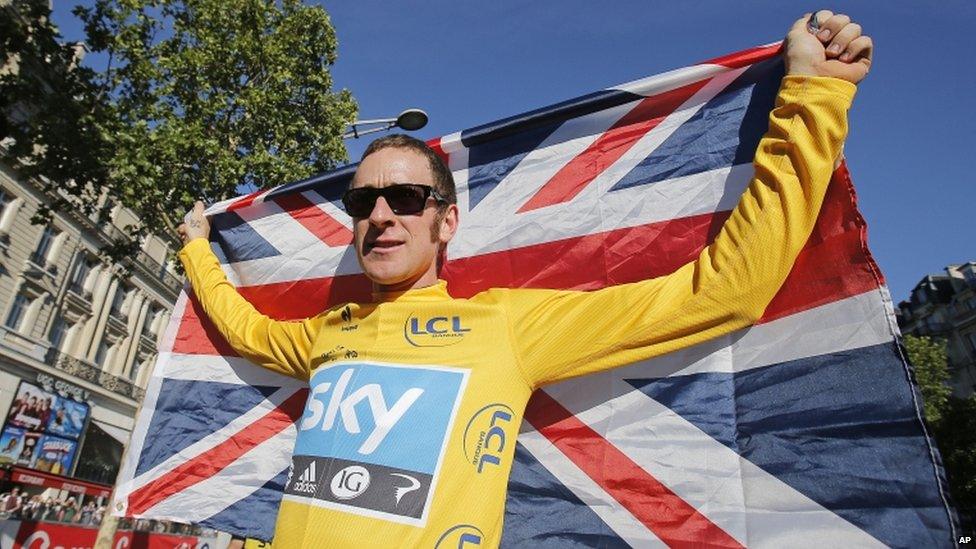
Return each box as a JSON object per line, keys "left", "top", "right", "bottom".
{"left": 371, "top": 279, "right": 451, "bottom": 303}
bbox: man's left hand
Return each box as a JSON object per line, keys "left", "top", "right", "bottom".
{"left": 785, "top": 10, "right": 873, "bottom": 84}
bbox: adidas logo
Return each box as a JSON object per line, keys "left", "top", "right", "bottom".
{"left": 292, "top": 462, "right": 318, "bottom": 494}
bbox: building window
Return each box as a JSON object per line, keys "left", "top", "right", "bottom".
{"left": 49, "top": 317, "right": 68, "bottom": 350}
{"left": 95, "top": 340, "right": 110, "bottom": 367}
{"left": 142, "top": 306, "right": 158, "bottom": 337}
{"left": 110, "top": 285, "right": 129, "bottom": 318}
{"left": 129, "top": 360, "right": 141, "bottom": 381}
{"left": 0, "top": 190, "right": 21, "bottom": 235}
{"left": 29, "top": 225, "right": 60, "bottom": 266}
{"left": 69, "top": 255, "right": 98, "bottom": 294}
{"left": 4, "top": 294, "right": 31, "bottom": 330}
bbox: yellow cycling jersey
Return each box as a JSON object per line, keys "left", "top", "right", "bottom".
{"left": 179, "top": 75, "right": 855, "bottom": 548}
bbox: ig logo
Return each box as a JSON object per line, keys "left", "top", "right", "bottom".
{"left": 462, "top": 403, "right": 514, "bottom": 473}
{"left": 330, "top": 465, "right": 371, "bottom": 500}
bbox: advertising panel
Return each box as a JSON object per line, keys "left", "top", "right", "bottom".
{"left": 4, "top": 382, "right": 90, "bottom": 440}
{"left": 0, "top": 426, "right": 26, "bottom": 465}
{"left": 45, "top": 399, "right": 87, "bottom": 440}
{"left": 13, "top": 433, "right": 41, "bottom": 468}
{"left": 5, "top": 384, "right": 52, "bottom": 432}
{"left": 30, "top": 435, "right": 79, "bottom": 475}
{"left": 0, "top": 381, "right": 91, "bottom": 444}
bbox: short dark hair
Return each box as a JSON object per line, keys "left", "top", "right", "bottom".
{"left": 360, "top": 134, "right": 456, "bottom": 205}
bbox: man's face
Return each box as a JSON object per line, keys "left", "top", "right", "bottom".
{"left": 350, "top": 147, "right": 457, "bottom": 292}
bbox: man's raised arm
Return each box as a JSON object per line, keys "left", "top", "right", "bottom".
{"left": 177, "top": 201, "right": 324, "bottom": 380}
{"left": 497, "top": 11, "right": 872, "bottom": 388}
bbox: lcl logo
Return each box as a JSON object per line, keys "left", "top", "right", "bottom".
{"left": 463, "top": 403, "right": 515, "bottom": 473}
{"left": 403, "top": 314, "right": 471, "bottom": 347}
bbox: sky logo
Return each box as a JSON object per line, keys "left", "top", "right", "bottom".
{"left": 296, "top": 362, "right": 469, "bottom": 477}
{"left": 300, "top": 367, "right": 424, "bottom": 454}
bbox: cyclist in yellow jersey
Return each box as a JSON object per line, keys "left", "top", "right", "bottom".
{"left": 178, "top": 11, "right": 872, "bottom": 548}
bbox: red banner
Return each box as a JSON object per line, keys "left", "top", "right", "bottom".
{"left": 0, "top": 520, "right": 215, "bottom": 549}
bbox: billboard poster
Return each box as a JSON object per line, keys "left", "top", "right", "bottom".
{"left": 13, "top": 432, "right": 41, "bottom": 468}
{"left": 30, "top": 434, "right": 79, "bottom": 475}
{"left": 45, "top": 398, "right": 88, "bottom": 440}
{"left": 5, "top": 383, "right": 53, "bottom": 432}
{"left": 4, "top": 381, "right": 90, "bottom": 441}
{"left": 0, "top": 426, "right": 26, "bottom": 465}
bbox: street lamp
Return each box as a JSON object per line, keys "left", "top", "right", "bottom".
{"left": 343, "top": 108, "right": 429, "bottom": 139}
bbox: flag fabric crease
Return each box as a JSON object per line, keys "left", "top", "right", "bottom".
{"left": 113, "top": 44, "right": 957, "bottom": 547}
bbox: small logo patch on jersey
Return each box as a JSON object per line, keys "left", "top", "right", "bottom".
{"left": 286, "top": 361, "right": 469, "bottom": 525}
{"left": 435, "top": 524, "right": 484, "bottom": 548}
{"left": 462, "top": 403, "right": 515, "bottom": 474}
{"left": 403, "top": 314, "right": 471, "bottom": 347}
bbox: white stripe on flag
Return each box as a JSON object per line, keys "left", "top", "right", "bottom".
{"left": 158, "top": 352, "right": 307, "bottom": 389}
{"left": 612, "top": 63, "right": 732, "bottom": 97}
{"left": 137, "top": 418, "right": 297, "bottom": 521}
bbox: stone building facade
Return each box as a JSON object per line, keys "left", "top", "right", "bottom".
{"left": 897, "top": 262, "right": 976, "bottom": 398}
{"left": 0, "top": 157, "right": 181, "bottom": 483}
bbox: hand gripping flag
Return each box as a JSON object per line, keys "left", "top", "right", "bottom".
{"left": 113, "top": 44, "right": 958, "bottom": 546}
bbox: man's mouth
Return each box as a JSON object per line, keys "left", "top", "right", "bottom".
{"left": 365, "top": 239, "right": 405, "bottom": 254}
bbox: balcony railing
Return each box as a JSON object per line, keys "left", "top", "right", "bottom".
{"left": 134, "top": 249, "right": 182, "bottom": 294}
{"left": 45, "top": 348, "right": 145, "bottom": 401}
{"left": 101, "top": 225, "right": 182, "bottom": 296}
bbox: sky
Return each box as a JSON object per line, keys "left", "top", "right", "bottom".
{"left": 50, "top": 1, "right": 976, "bottom": 302}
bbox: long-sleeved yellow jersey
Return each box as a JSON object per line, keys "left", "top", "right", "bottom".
{"left": 179, "top": 75, "right": 855, "bottom": 548}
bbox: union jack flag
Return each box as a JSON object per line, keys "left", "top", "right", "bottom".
{"left": 113, "top": 44, "right": 958, "bottom": 546}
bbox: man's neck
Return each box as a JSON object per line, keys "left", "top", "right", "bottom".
{"left": 371, "top": 270, "right": 440, "bottom": 295}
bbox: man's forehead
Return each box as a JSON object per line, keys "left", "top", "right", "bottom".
{"left": 351, "top": 147, "right": 433, "bottom": 188}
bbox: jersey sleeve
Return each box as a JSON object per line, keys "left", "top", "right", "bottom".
{"left": 503, "top": 75, "right": 857, "bottom": 388}
{"left": 178, "top": 238, "right": 325, "bottom": 380}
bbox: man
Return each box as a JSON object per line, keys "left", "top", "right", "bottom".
{"left": 178, "top": 11, "right": 872, "bottom": 548}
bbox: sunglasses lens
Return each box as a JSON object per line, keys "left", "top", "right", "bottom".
{"left": 342, "top": 188, "right": 378, "bottom": 218}
{"left": 385, "top": 185, "right": 428, "bottom": 214}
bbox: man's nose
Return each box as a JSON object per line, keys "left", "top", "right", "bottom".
{"left": 368, "top": 196, "right": 396, "bottom": 226}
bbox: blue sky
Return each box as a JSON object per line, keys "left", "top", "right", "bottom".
{"left": 51, "top": 2, "right": 975, "bottom": 302}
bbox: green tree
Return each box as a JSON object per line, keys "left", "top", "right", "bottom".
{"left": 1, "top": 0, "right": 111, "bottom": 219}
{"left": 903, "top": 334, "right": 976, "bottom": 528}
{"left": 903, "top": 334, "right": 951, "bottom": 424}
{"left": 2, "top": 0, "right": 356, "bottom": 257}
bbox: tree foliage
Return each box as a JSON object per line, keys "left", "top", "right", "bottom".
{"left": 904, "top": 334, "right": 951, "bottom": 424}
{"left": 2, "top": 0, "right": 356, "bottom": 257}
{"left": 904, "top": 334, "right": 976, "bottom": 528}
{"left": 1, "top": 0, "right": 112, "bottom": 219}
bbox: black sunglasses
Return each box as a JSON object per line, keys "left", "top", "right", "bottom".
{"left": 341, "top": 184, "right": 449, "bottom": 218}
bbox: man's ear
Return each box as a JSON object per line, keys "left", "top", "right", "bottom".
{"left": 439, "top": 204, "right": 459, "bottom": 244}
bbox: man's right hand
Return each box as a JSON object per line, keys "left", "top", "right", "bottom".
{"left": 178, "top": 200, "right": 210, "bottom": 245}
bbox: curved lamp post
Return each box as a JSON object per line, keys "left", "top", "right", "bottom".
{"left": 343, "top": 109, "right": 429, "bottom": 139}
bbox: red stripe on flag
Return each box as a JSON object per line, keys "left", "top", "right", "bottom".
{"left": 273, "top": 192, "right": 353, "bottom": 247}
{"left": 126, "top": 387, "right": 309, "bottom": 515}
{"left": 518, "top": 79, "right": 711, "bottom": 213}
{"left": 226, "top": 190, "right": 264, "bottom": 212}
{"left": 702, "top": 43, "right": 782, "bottom": 69}
{"left": 427, "top": 137, "right": 450, "bottom": 167}
{"left": 527, "top": 390, "right": 744, "bottom": 549}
